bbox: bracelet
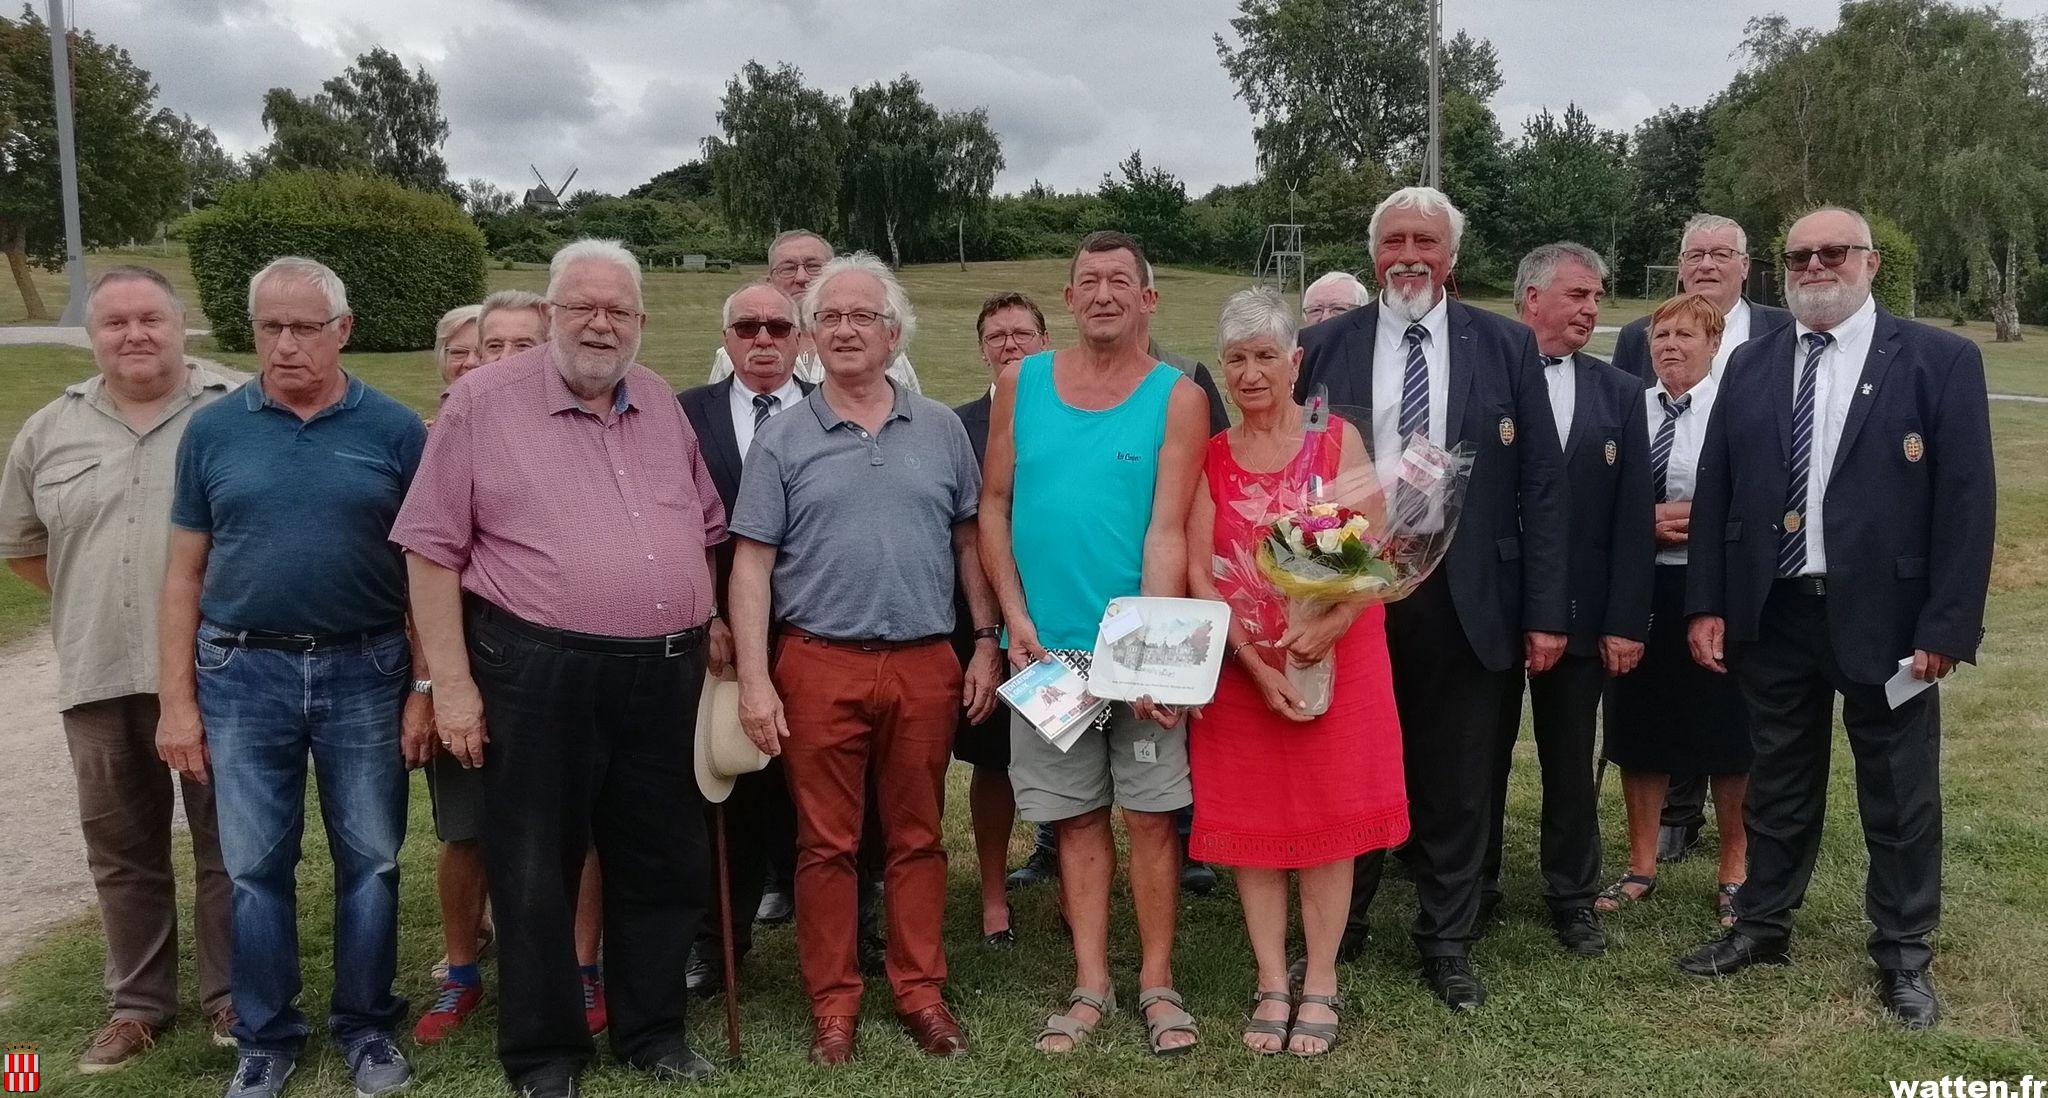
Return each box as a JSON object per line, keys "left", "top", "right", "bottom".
{"left": 973, "top": 625, "right": 1001, "bottom": 641}
{"left": 1227, "top": 641, "right": 1251, "bottom": 662}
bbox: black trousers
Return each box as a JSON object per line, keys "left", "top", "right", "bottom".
{"left": 1347, "top": 571, "right": 1522, "bottom": 958}
{"left": 1662, "top": 774, "right": 1709, "bottom": 829}
{"left": 1730, "top": 585, "right": 1942, "bottom": 970}
{"left": 469, "top": 607, "right": 709, "bottom": 1084}
{"left": 1479, "top": 652, "right": 1603, "bottom": 913}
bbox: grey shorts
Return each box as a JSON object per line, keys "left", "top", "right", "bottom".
{"left": 425, "top": 752, "right": 486, "bottom": 843}
{"left": 1008, "top": 704, "right": 1192, "bottom": 823}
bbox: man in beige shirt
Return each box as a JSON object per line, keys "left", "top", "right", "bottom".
{"left": 0, "top": 266, "right": 244, "bottom": 1074}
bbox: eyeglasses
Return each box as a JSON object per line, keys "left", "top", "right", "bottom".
{"left": 1783, "top": 244, "right": 1874, "bottom": 269}
{"left": 1303, "top": 303, "right": 1358, "bottom": 322}
{"left": 729, "top": 318, "right": 795, "bottom": 340}
{"left": 979, "top": 327, "right": 1043, "bottom": 347}
{"left": 252, "top": 316, "right": 342, "bottom": 342}
{"left": 770, "top": 260, "right": 828, "bottom": 279}
{"left": 550, "top": 301, "right": 644, "bottom": 327}
{"left": 813, "top": 309, "right": 889, "bottom": 330}
{"left": 1680, "top": 247, "right": 1745, "bottom": 264}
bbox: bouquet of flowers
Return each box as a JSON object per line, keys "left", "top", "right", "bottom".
{"left": 1220, "top": 396, "right": 1475, "bottom": 715}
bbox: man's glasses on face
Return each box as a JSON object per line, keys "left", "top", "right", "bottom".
{"left": 1782, "top": 244, "right": 1875, "bottom": 270}
{"left": 253, "top": 316, "right": 342, "bottom": 342}
{"left": 1680, "top": 247, "right": 1745, "bottom": 264}
{"left": 1303, "top": 303, "right": 1358, "bottom": 324}
{"left": 813, "top": 309, "right": 888, "bottom": 331}
{"left": 770, "top": 259, "right": 828, "bottom": 279}
{"left": 980, "top": 327, "right": 1043, "bottom": 348}
{"left": 728, "top": 318, "right": 795, "bottom": 340}
{"left": 550, "top": 301, "right": 644, "bottom": 327}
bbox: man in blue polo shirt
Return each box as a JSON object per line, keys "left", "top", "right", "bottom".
{"left": 156, "top": 257, "right": 430, "bottom": 1098}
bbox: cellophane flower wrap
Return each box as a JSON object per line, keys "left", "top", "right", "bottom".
{"left": 1218, "top": 401, "right": 1475, "bottom": 715}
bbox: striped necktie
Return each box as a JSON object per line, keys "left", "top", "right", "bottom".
{"left": 1650, "top": 391, "right": 1690, "bottom": 504}
{"left": 1778, "top": 332, "right": 1833, "bottom": 577}
{"left": 752, "top": 391, "right": 780, "bottom": 428}
{"left": 1395, "top": 324, "right": 1431, "bottom": 528}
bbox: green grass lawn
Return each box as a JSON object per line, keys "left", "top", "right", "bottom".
{"left": 3, "top": 256, "right": 2047, "bottom": 1096}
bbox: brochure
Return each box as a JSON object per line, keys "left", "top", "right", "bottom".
{"left": 998, "top": 658, "right": 1106, "bottom": 752}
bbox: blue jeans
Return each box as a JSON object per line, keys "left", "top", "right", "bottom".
{"left": 197, "top": 621, "right": 412, "bottom": 1053}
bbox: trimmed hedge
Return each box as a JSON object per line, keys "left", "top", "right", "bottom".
{"left": 187, "top": 171, "right": 488, "bottom": 352}
{"left": 1770, "top": 209, "right": 1920, "bottom": 317}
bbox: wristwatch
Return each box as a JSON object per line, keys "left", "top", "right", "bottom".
{"left": 410, "top": 679, "right": 433, "bottom": 696}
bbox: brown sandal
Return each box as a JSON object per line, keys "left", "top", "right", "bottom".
{"left": 1594, "top": 873, "right": 1658, "bottom": 913}
{"left": 1241, "top": 990, "right": 1291, "bottom": 1055}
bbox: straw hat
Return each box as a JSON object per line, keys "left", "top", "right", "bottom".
{"left": 695, "top": 672, "right": 769, "bottom": 803}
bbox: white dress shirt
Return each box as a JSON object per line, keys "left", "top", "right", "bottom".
{"left": 1646, "top": 371, "right": 1720, "bottom": 566}
{"left": 710, "top": 346, "right": 922, "bottom": 393}
{"left": 1793, "top": 293, "right": 1877, "bottom": 576}
{"left": 1370, "top": 292, "right": 1451, "bottom": 493}
{"left": 1709, "top": 297, "right": 1753, "bottom": 380}
{"left": 1543, "top": 355, "right": 1577, "bottom": 451}
{"left": 727, "top": 375, "right": 804, "bottom": 457}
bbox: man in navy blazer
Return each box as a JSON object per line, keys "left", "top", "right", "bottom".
{"left": 1610, "top": 213, "right": 1793, "bottom": 865}
{"left": 1678, "top": 207, "right": 1994, "bottom": 1030}
{"left": 1610, "top": 213, "right": 1793, "bottom": 386}
{"left": 1478, "top": 243, "right": 1653, "bottom": 959}
{"left": 1295, "top": 187, "right": 1571, "bottom": 1011}
{"left": 676, "top": 282, "right": 817, "bottom": 994}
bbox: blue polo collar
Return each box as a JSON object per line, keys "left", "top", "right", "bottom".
{"left": 243, "top": 370, "right": 365, "bottom": 417}
{"left": 805, "top": 377, "right": 912, "bottom": 432}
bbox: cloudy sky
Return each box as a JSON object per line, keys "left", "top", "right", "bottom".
{"left": 62, "top": 0, "right": 2048, "bottom": 198}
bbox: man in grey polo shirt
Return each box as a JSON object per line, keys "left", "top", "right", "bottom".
{"left": 728, "top": 252, "right": 999, "bottom": 1067}
{"left": 0, "top": 266, "right": 241, "bottom": 1074}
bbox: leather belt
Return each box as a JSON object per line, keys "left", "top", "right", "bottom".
{"left": 466, "top": 596, "right": 705, "bottom": 658}
{"left": 211, "top": 626, "right": 402, "bottom": 652}
{"left": 1774, "top": 575, "right": 1828, "bottom": 597}
{"left": 781, "top": 625, "right": 947, "bottom": 652}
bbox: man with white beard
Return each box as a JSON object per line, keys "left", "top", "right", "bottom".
{"left": 1295, "top": 187, "right": 1570, "bottom": 1012}
{"left": 1677, "top": 207, "right": 1993, "bottom": 1031}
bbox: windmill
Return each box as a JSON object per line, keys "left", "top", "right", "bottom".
{"left": 524, "top": 164, "right": 579, "bottom": 212}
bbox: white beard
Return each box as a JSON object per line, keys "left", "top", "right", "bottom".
{"left": 1786, "top": 280, "right": 1867, "bottom": 331}
{"left": 1382, "top": 280, "right": 1438, "bottom": 324}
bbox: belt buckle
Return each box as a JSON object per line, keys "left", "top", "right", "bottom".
{"left": 290, "top": 633, "right": 322, "bottom": 650}
{"left": 663, "top": 632, "right": 686, "bottom": 658}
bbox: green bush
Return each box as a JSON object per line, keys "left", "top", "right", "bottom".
{"left": 1769, "top": 209, "right": 1920, "bottom": 317}
{"left": 186, "top": 171, "right": 488, "bottom": 352}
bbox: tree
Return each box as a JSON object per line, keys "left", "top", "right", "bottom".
{"left": 1498, "top": 104, "right": 1630, "bottom": 263}
{"left": 840, "top": 76, "right": 942, "bottom": 268}
{"left": 1938, "top": 145, "right": 2048, "bottom": 340}
{"left": 1098, "top": 150, "right": 1190, "bottom": 262}
{"left": 628, "top": 160, "right": 712, "bottom": 203}
{"left": 1618, "top": 105, "right": 1713, "bottom": 290}
{"left": 933, "top": 108, "right": 1003, "bottom": 269}
{"left": 318, "top": 47, "right": 451, "bottom": 193}
{"left": 706, "top": 61, "right": 846, "bottom": 239}
{"left": 1436, "top": 89, "right": 1511, "bottom": 279}
{"left": 1216, "top": 0, "right": 1502, "bottom": 183}
{"left": 456, "top": 178, "right": 515, "bottom": 220}
{"left": 162, "top": 112, "right": 243, "bottom": 211}
{"left": 0, "top": 6, "right": 184, "bottom": 318}
{"left": 257, "top": 87, "right": 371, "bottom": 174}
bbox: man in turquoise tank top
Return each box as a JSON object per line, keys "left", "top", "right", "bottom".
{"left": 981, "top": 230, "right": 1212, "bottom": 1055}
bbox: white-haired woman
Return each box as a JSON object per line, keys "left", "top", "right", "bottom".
{"left": 433, "top": 304, "right": 482, "bottom": 386}
{"left": 1185, "top": 287, "right": 1407, "bottom": 1057}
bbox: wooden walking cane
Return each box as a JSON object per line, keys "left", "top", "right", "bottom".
{"left": 714, "top": 803, "right": 742, "bottom": 1063}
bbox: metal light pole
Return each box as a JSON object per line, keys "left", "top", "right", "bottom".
{"left": 1424, "top": 0, "right": 1442, "bottom": 190}
{"left": 47, "top": 0, "right": 88, "bottom": 326}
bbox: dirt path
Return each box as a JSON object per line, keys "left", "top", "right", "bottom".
{"left": 0, "top": 626, "right": 93, "bottom": 995}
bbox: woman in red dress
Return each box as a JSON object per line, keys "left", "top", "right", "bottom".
{"left": 1186, "top": 288, "right": 1408, "bottom": 1057}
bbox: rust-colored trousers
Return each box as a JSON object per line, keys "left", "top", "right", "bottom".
{"left": 775, "top": 633, "right": 959, "bottom": 1018}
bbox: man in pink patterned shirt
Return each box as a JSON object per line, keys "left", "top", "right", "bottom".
{"left": 392, "top": 239, "right": 727, "bottom": 1095}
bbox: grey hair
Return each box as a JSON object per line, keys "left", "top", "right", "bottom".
{"left": 433, "top": 304, "right": 481, "bottom": 366}
{"left": 1791, "top": 205, "right": 1875, "bottom": 248}
{"left": 1304, "top": 270, "right": 1370, "bottom": 307}
{"left": 768, "top": 229, "right": 832, "bottom": 262}
{"left": 86, "top": 264, "right": 186, "bottom": 325}
{"left": 802, "top": 252, "right": 917, "bottom": 351}
{"left": 721, "top": 280, "right": 797, "bottom": 327}
{"left": 1679, "top": 213, "right": 1750, "bottom": 256}
{"left": 1514, "top": 242, "right": 1610, "bottom": 303}
{"left": 248, "top": 256, "right": 349, "bottom": 318}
{"left": 546, "top": 239, "right": 643, "bottom": 309}
{"left": 1368, "top": 186, "right": 1466, "bottom": 257}
{"left": 477, "top": 289, "right": 549, "bottom": 335}
{"left": 1217, "top": 286, "right": 1299, "bottom": 360}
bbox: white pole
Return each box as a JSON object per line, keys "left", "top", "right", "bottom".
{"left": 48, "top": 0, "right": 88, "bottom": 326}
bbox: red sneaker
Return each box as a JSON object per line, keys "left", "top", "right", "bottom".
{"left": 413, "top": 980, "right": 484, "bottom": 1045}
{"left": 583, "top": 971, "right": 608, "bottom": 1035}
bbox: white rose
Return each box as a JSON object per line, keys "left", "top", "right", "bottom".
{"left": 1285, "top": 525, "right": 1308, "bottom": 554}
{"left": 1314, "top": 528, "right": 1342, "bottom": 553}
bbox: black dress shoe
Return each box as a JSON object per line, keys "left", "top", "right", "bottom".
{"left": 1005, "top": 849, "right": 1058, "bottom": 891}
{"left": 1878, "top": 968, "right": 1940, "bottom": 1029}
{"left": 1420, "top": 956, "right": 1487, "bottom": 1012}
{"left": 631, "top": 1045, "right": 715, "bottom": 1081}
{"left": 685, "top": 949, "right": 723, "bottom": 999}
{"left": 980, "top": 928, "right": 1017, "bottom": 952}
{"left": 1180, "top": 860, "right": 1219, "bottom": 897}
{"left": 1336, "top": 928, "right": 1368, "bottom": 964}
{"left": 1656, "top": 823, "right": 1703, "bottom": 864}
{"left": 1675, "top": 930, "right": 1789, "bottom": 977}
{"left": 514, "top": 1067, "right": 580, "bottom": 1098}
{"left": 755, "top": 889, "right": 794, "bottom": 925}
{"left": 1552, "top": 907, "right": 1607, "bottom": 957}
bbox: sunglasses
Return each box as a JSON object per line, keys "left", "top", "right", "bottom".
{"left": 1782, "top": 244, "right": 1874, "bottom": 269}
{"left": 728, "top": 319, "right": 795, "bottom": 339}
